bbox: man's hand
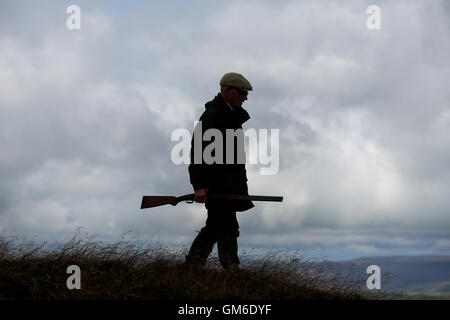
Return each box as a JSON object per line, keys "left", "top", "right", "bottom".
{"left": 194, "top": 188, "right": 208, "bottom": 203}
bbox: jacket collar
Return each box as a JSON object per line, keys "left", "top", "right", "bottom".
{"left": 208, "top": 93, "right": 251, "bottom": 125}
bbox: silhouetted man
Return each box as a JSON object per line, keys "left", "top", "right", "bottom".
{"left": 185, "top": 72, "right": 254, "bottom": 269}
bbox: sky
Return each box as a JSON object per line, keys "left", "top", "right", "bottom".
{"left": 0, "top": 0, "right": 449, "bottom": 261}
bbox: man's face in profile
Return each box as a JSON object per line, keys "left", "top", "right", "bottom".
{"left": 222, "top": 86, "right": 248, "bottom": 108}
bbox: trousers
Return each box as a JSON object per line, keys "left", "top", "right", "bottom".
{"left": 185, "top": 206, "right": 240, "bottom": 269}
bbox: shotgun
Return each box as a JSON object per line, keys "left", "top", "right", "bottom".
{"left": 140, "top": 193, "right": 283, "bottom": 209}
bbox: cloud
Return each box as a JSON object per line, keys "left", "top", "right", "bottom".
{"left": 0, "top": 0, "right": 449, "bottom": 259}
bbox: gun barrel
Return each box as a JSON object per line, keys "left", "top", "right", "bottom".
{"left": 209, "top": 194, "right": 283, "bottom": 202}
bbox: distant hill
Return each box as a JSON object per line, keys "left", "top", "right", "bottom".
{"left": 332, "top": 256, "right": 450, "bottom": 294}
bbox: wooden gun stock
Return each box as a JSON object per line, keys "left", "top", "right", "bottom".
{"left": 140, "top": 194, "right": 194, "bottom": 209}
{"left": 140, "top": 193, "right": 283, "bottom": 209}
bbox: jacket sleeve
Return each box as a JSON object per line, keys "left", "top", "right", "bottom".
{"left": 188, "top": 109, "right": 217, "bottom": 190}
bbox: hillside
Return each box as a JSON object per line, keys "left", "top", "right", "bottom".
{"left": 0, "top": 233, "right": 369, "bottom": 300}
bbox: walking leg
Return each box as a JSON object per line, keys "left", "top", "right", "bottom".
{"left": 185, "top": 227, "right": 216, "bottom": 266}
{"left": 217, "top": 234, "right": 240, "bottom": 269}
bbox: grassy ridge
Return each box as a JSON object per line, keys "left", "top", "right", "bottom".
{"left": 0, "top": 232, "right": 371, "bottom": 300}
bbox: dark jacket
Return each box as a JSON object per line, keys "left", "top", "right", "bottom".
{"left": 188, "top": 93, "right": 254, "bottom": 212}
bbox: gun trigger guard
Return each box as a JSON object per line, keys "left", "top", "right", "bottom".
{"left": 186, "top": 200, "right": 194, "bottom": 204}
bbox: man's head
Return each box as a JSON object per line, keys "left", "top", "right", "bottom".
{"left": 220, "top": 72, "right": 253, "bottom": 108}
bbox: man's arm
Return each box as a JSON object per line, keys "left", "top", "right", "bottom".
{"left": 188, "top": 109, "right": 218, "bottom": 195}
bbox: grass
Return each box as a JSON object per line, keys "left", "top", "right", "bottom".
{"left": 0, "top": 231, "right": 376, "bottom": 300}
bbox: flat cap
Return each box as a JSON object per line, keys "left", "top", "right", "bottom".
{"left": 220, "top": 72, "right": 253, "bottom": 91}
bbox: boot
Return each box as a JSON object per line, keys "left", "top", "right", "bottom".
{"left": 217, "top": 236, "right": 240, "bottom": 269}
